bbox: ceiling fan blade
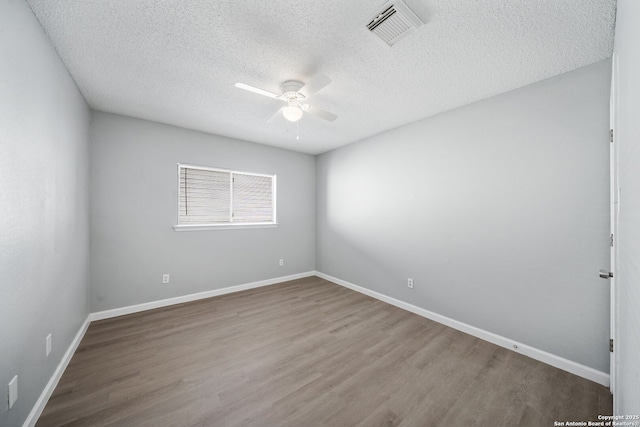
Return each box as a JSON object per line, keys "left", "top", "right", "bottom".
{"left": 298, "top": 74, "right": 331, "bottom": 98}
{"left": 267, "top": 107, "right": 284, "bottom": 123}
{"left": 235, "top": 82, "right": 280, "bottom": 99}
{"left": 304, "top": 104, "right": 337, "bottom": 121}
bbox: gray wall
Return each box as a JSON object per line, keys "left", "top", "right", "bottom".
{"left": 613, "top": 0, "right": 640, "bottom": 415}
{"left": 317, "top": 60, "right": 612, "bottom": 373}
{"left": 0, "top": 1, "right": 91, "bottom": 426}
{"left": 89, "top": 112, "right": 315, "bottom": 312}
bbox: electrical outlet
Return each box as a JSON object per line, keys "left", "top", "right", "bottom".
{"left": 279, "top": 259, "right": 284, "bottom": 267}
{"left": 8, "top": 375, "right": 17, "bottom": 409}
{"left": 162, "top": 274, "right": 170, "bottom": 284}
{"left": 46, "top": 333, "right": 52, "bottom": 357}
{"left": 407, "top": 278, "right": 414, "bottom": 289}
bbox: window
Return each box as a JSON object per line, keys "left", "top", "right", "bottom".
{"left": 175, "top": 164, "right": 276, "bottom": 230}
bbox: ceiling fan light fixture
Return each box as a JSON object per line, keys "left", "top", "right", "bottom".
{"left": 282, "top": 104, "right": 303, "bottom": 122}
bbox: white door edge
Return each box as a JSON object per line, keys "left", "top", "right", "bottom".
{"left": 609, "top": 52, "right": 619, "bottom": 406}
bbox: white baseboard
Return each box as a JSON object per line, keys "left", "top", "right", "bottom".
{"left": 23, "top": 316, "right": 91, "bottom": 427}
{"left": 89, "top": 271, "right": 316, "bottom": 322}
{"left": 315, "top": 271, "right": 610, "bottom": 387}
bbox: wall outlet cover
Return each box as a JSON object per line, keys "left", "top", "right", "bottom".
{"left": 46, "top": 333, "right": 52, "bottom": 357}
{"left": 8, "top": 375, "right": 17, "bottom": 409}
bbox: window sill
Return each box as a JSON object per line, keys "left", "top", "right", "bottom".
{"left": 173, "top": 223, "right": 278, "bottom": 231}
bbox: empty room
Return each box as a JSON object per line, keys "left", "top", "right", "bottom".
{"left": 2, "top": 0, "right": 640, "bottom": 426}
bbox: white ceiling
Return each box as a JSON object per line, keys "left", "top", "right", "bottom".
{"left": 27, "top": 0, "right": 616, "bottom": 155}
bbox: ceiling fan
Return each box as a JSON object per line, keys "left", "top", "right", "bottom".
{"left": 235, "top": 74, "right": 337, "bottom": 123}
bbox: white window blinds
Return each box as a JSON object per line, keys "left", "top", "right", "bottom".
{"left": 232, "top": 173, "right": 274, "bottom": 223}
{"left": 178, "top": 164, "right": 275, "bottom": 226}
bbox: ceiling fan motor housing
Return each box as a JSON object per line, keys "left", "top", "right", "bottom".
{"left": 281, "top": 80, "right": 305, "bottom": 101}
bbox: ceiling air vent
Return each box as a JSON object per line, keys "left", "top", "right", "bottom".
{"left": 366, "top": 1, "right": 424, "bottom": 47}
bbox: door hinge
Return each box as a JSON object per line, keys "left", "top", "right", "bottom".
{"left": 610, "top": 129, "right": 614, "bottom": 143}
{"left": 610, "top": 233, "right": 614, "bottom": 247}
{"left": 610, "top": 338, "right": 614, "bottom": 353}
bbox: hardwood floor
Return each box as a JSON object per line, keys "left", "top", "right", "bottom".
{"left": 37, "top": 276, "right": 612, "bottom": 426}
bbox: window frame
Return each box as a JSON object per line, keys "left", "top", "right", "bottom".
{"left": 174, "top": 163, "right": 277, "bottom": 231}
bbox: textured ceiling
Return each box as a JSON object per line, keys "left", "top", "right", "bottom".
{"left": 27, "top": 0, "right": 616, "bottom": 154}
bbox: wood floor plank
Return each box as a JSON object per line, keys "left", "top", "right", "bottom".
{"left": 36, "top": 277, "right": 612, "bottom": 426}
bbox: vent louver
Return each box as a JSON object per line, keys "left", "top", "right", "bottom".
{"left": 366, "top": 1, "right": 423, "bottom": 47}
